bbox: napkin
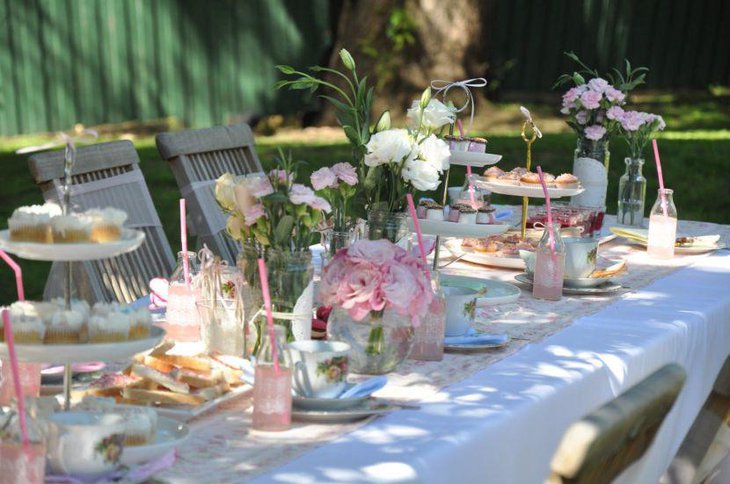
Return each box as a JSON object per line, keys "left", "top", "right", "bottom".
{"left": 445, "top": 333, "right": 509, "bottom": 346}
{"left": 610, "top": 227, "right": 722, "bottom": 248}
{"left": 339, "top": 376, "right": 387, "bottom": 399}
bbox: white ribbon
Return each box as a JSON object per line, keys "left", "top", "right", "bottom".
{"left": 430, "top": 78, "right": 488, "bottom": 132}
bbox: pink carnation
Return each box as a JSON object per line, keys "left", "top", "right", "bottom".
{"left": 620, "top": 111, "right": 645, "bottom": 131}
{"left": 309, "top": 196, "right": 332, "bottom": 213}
{"left": 289, "top": 184, "right": 317, "bottom": 205}
{"left": 247, "top": 175, "right": 274, "bottom": 198}
{"left": 331, "top": 162, "right": 358, "bottom": 186}
{"left": 243, "top": 203, "right": 266, "bottom": 226}
{"left": 575, "top": 111, "right": 588, "bottom": 125}
{"left": 310, "top": 167, "right": 337, "bottom": 191}
{"left": 584, "top": 125, "right": 607, "bottom": 141}
{"left": 336, "top": 262, "right": 386, "bottom": 321}
{"left": 605, "top": 87, "right": 626, "bottom": 103}
{"left": 562, "top": 87, "right": 581, "bottom": 109}
{"left": 580, "top": 90, "right": 602, "bottom": 110}
{"left": 348, "top": 239, "right": 396, "bottom": 265}
{"left": 587, "top": 77, "right": 609, "bottom": 93}
{"left": 606, "top": 106, "right": 625, "bottom": 121}
{"left": 269, "top": 169, "right": 289, "bottom": 185}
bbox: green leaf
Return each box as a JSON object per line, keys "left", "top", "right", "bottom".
{"left": 343, "top": 125, "right": 360, "bottom": 145}
{"left": 276, "top": 65, "right": 296, "bottom": 75}
{"left": 274, "top": 215, "right": 295, "bottom": 245}
{"left": 364, "top": 165, "right": 381, "bottom": 190}
{"left": 374, "top": 110, "right": 391, "bottom": 132}
{"left": 320, "top": 95, "right": 353, "bottom": 116}
{"left": 339, "top": 49, "right": 356, "bottom": 70}
{"left": 272, "top": 80, "right": 289, "bottom": 90}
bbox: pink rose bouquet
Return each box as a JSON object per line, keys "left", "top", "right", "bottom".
{"left": 319, "top": 239, "right": 433, "bottom": 326}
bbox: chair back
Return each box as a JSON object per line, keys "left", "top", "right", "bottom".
{"left": 156, "top": 124, "right": 263, "bottom": 265}
{"left": 28, "top": 140, "right": 175, "bottom": 304}
{"left": 547, "top": 364, "right": 686, "bottom": 484}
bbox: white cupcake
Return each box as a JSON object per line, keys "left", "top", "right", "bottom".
{"left": 7, "top": 304, "right": 46, "bottom": 344}
{"left": 85, "top": 207, "right": 127, "bottom": 243}
{"left": 52, "top": 298, "right": 91, "bottom": 322}
{"left": 92, "top": 302, "right": 121, "bottom": 317}
{"left": 88, "top": 313, "right": 130, "bottom": 343}
{"left": 8, "top": 203, "right": 61, "bottom": 243}
{"left": 121, "top": 407, "right": 158, "bottom": 446}
{"left": 45, "top": 309, "right": 85, "bottom": 344}
{"left": 129, "top": 309, "right": 152, "bottom": 340}
{"left": 50, "top": 214, "right": 93, "bottom": 243}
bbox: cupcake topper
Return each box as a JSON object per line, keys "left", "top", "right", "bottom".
{"left": 430, "top": 78, "right": 487, "bottom": 132}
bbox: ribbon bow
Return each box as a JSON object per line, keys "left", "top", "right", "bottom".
{"left": 430, "top": 78, "right": 488, "bottom": 132}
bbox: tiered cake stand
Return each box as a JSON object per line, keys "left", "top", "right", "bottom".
{"left": 0, "top": 229, "right": 163, "bottom": 410}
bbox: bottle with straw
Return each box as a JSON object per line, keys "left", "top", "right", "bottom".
{"left": 647, "top": 139, "right": 678, "bottom": 259}
{"left": 252, "top": 259, "right": 292, "bottom": 431}
{"left": 532, "top": 167, "right": 566, "bottom": 300}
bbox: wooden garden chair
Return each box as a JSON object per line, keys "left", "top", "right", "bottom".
{"left": 28, "top": 140, "right": 175, "bottom": 304}
{"left": 155, "top": 124, "right": 264, "bottom": 265}
{"left": 547, "top": 363, "right": 686, "bottom": 484}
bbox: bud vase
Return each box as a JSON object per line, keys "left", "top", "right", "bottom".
{"left": 326, "top": 307, "right": 414, "bottom": 374}
{"left": 366, "top": 210, "right": 409, "bottom": 244}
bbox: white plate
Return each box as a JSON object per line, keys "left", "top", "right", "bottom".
{"left": 514, "top": 273, "right": 623, "bottom": 295}
{"left": 120, "top": 416, "right": 189, "bottom": 466}
{"left": 0, "top": 326, "right": 165, "bottom": 364}
{"left": 0, "top": 229, "right": 145, "bottom": 261}
{"left": 444, "top": 331, "right": 511, "bottom": 353}
{"left": 409, "top": 218, "right": 510, "bottom": 238}
{"left": 440, "top": 274, "right": 521, "bottom": 305}
{"left": 152, "top": 384, "right": 252, "bottom": 421}
{"left": 461, "top": 251, "right": 525, "bottom": 269}
{"left": 624, "top": 239, "right": 724, "bottom": 255}
{"left": 470, "top": 176, "right": 584, "bottom": 198}
{"left": 291, "top": 399, "right": 398, "bottom": 423}
{"left": 449, "top": 151, "right": 502, "bottom": 167}
{"left": 293, "top": 393, "right": 369, "bottom": 412}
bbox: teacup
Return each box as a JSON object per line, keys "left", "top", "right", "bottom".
{"left": 287, "top": 340, "right": 350, "bottom": 398}
{"left": 443, "top": 286, "right": 479, "bottom": 337}
{"left": 562, "top": 237, "right": 598, "bottom": 279}
{"left": 46, "top": 411, "right": 125, "bottom": 478}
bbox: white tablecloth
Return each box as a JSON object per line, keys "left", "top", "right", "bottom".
{"left": 253, "top": 250, "right": 730, "bottom": 483}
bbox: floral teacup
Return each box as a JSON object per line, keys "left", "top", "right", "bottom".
{"left": 443, "top": 286, "right": 480, "bottom": 337}
{"left": 287, "top": 340, "right": 350, "bottom": 398}
{"left": 46, "top": 411, "right": 125, "bottom": 478}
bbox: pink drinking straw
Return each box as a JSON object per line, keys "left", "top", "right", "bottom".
{"left": 536, "top": 166, "right": 556, "bottom": 257}
{"left": 2, "top": 310, "right": 30, "bottom": 449}
{"left": 406, "top": 194, "right": 428, "bottom": 266}
{"left": 179, "top": 199, "right": 190, "bottom": 286}
{"left": 0, "top": 250, "right": 24, "bottom": 301}
{"left": 466, "top": 164, "right": 478, "bottom": 209}
{"left": 652, "top": 139, "right": 668, "bottom": 217}
{"left": 257, "top": 258, "right": 280, "bottom": 375}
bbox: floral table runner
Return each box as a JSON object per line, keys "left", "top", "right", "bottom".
{"left": 158, "top": 216, "right": 729, "bottom": 482}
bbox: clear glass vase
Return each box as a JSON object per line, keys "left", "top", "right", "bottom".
{"left": 574, "top": 137, "right": 610, "bottom": 168}
{"left": 617, "top": 158, "right": 647, "bottom": 227}
{"left": 238, "top": 244, "right": 313, "bottom": 352}
{"left": 366, "top": 210, "right": 409, "bottom": 243}
{"left": 326, "top": 307, "right": 414, "bottom": 374}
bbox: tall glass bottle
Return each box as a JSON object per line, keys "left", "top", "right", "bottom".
{"left": 617, "top": 158, "right": 647, "bottom": 227}
{"left": 410, "top": 272, "right": 445, "bottom": 361}
{"left": 532, "top": 224, "right": 566, "bottom": 301}
{"left": 166, "top": 251, "right": 201, "bottom": 342}
{"left": 647, "top": 189, "right": 678, "bottom": 259}
{"left": 0, "top": 403, "right": 46, "bottom": 483}
{"left": 252, "top": 325, "right": 292, "bottom": 431}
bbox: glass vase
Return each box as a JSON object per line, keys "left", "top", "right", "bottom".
{"left": 366, "top": 210, "right": 409, "bottom": 243}
{"left": 321, "top": 226, "right": 360, "bottom": 264}
{"left": 326, "top": 307, "right": 414, "bottom": 375}
{"left": 617, "top": 158, "right": 647, "bottom": 227}
{"left": 238, "top": 244, "right": 313, "bottom": 352}
{"left": 571, "top": 137, "right": 610, "bottom": 219}
{"left": 409, "top": 273, "right": 445, "bottom": 361}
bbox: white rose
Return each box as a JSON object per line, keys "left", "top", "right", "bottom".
{"left": 407, "top": 99, "right": 456, "bottom": 130}
{"left": 418, "top": 134, "right": 451, "bottom": 171}
{"left": 364, "top": 129, "right": 416, "bottom": 167}
{"left": 401, "top": 157, "right": 441, "bottom": 191}
{"left": 226, "top": 214, "right": 246, "bottom": 241}
{"left": 215, "top": 173, "right": 238, "bottom": 211}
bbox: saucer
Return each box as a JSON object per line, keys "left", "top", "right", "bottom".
{"left": 515, "top": 273, "right": 623, "bottom": 295}
{"left": 291, "top": 399, "right": 398, "bottom": 423}
{"left": 444, "top": 327, "right": 511, "bottom": 353}
{"left": 293, "top": 383, "right": 369, "bottom": 411}
{"left": 120, "top": 416, "right": 189, "bottom": 465}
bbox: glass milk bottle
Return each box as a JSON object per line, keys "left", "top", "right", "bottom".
{"left": 252, "top": 325, "right": 292, "bottom": 431}
{"left": 532, "top": 224, "right": 566, "bottom": 301}
{"left": 410, "top": 272, "right": 445, "bottom": 361}
{"left": 166, "top": 251, "right": 202, "bottom": 342}
{"left": 0, "top": 404, "right": 46, "bottom": 484}
{"left": 647, "top": 189, "right": 678, "bottom": 259}
{"left": 0, "top": 362, "right": 41, "bottom": 406}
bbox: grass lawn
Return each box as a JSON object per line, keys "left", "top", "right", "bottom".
{"left": 0, "top": 129, "right": 728, "bottom": 304}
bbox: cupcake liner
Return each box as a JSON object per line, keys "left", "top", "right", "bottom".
{"left": 52, "top": 228, "right": 91, "bottom": 243}
{"left": 44, "top": 328, "right": 81, "bottom": 344}
{"left": 9, "top": 225, "right": 52, "bottom": 243}
{"left": 90, "top": 225, "right": 122, "bottom": 243}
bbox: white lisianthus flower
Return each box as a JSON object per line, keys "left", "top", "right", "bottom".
{"left": 401, "top": 157, "right": 441, "bottom": 191}
{"left": 364, "top": 129, "right": 415, "bottom": 167}
{"left": 215, "top": 173, "right": 239, "bottom": 211}
{"left": 418, "top": 134, "right": 451, "bottom": 171}
{"left": 406, "top": 99, "right": 456, "bottom": 130}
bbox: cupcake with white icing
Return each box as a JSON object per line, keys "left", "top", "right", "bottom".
{"left": 128, "top": 308, "right": 152, "bottom": 340}
{"left": 7, "top": 303, "right": 46, "bottom": 343}
{"left": 85, "top": 207, "right": 128, "bottom": 243}
{"left": 50, "top": 214, "right": 93, "bottom": 243}
{"left": 45, "top": 309, "right": 84, "bottom": 344}
{"left": 8, "top": 203, "right": 61, "bottom": 243}
{"left": 88, "top": 313, "right": 130, "bottom": 343}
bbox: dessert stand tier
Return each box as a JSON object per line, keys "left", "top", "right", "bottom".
{"left": 408, "top": 218, "right": 510, "bottom": 238}
{"left": 0, "top": 326, "right": 165, "bottom": 364}
{"left": 449, "top": 151, "right": 502, "bottom": 167}
{"left": 470, "top": 176, "right": 584, "bottom": 198}
{"left": 0, "top": 229, "right": 145, "bottom": 261}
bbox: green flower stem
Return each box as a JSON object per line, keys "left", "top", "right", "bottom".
{"left": 365, "top": 324, "right": 385, "bottom": 356}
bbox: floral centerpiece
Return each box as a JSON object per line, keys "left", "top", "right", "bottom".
{"left": 319, "top": 239, "right": 433, "bottom": 374}
{"left": 612, "top": 108, "right": 667, "bottom": 226}
{"left": 215, "top": 152, "right": 330, "bottom": 348}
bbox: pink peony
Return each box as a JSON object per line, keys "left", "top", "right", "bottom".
{"left": 289, "top": 184, "right": 317, "bottom": 205}
{"left": 243, "top": 203, "right": 266, "bottom": 226}
{"left": 247, "top": 175, "right": 274, "bottom": 198}
{"left": 336, "top": 262, "right": 386, "bottom": 320}
{"left": 347, "top": 239, "right": 397, "bottom": 266}
{"left": 575, "top": 111, "right": 589, "bottom": 125}
{"left": 579, "top": 90, "right": 602, "bottom": 110}
{"left": 320, "top": 252, "right": 353, "bottom": 304}
{"left": 584, "top": 125, "right": 607, "bottom": 141}
{"left": 310, "top": 167, "right": 337, "bottom": 191}
{"left": 331, "top": 162, "right": 358, "bottom": 186}
{"left": 604, "top": 87, "right": 626, "bottom": 103}
{"left": 381, "top": 263, "right": 419, "bottom": 315}
{"left": 607, "top": 106, "right": 625, "bottom": 121}
{"left": 309, "top": 196, "right": 332, "bottom": 213}
{"left": 587, "top": 77, "right": 609, "bottom": 93}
